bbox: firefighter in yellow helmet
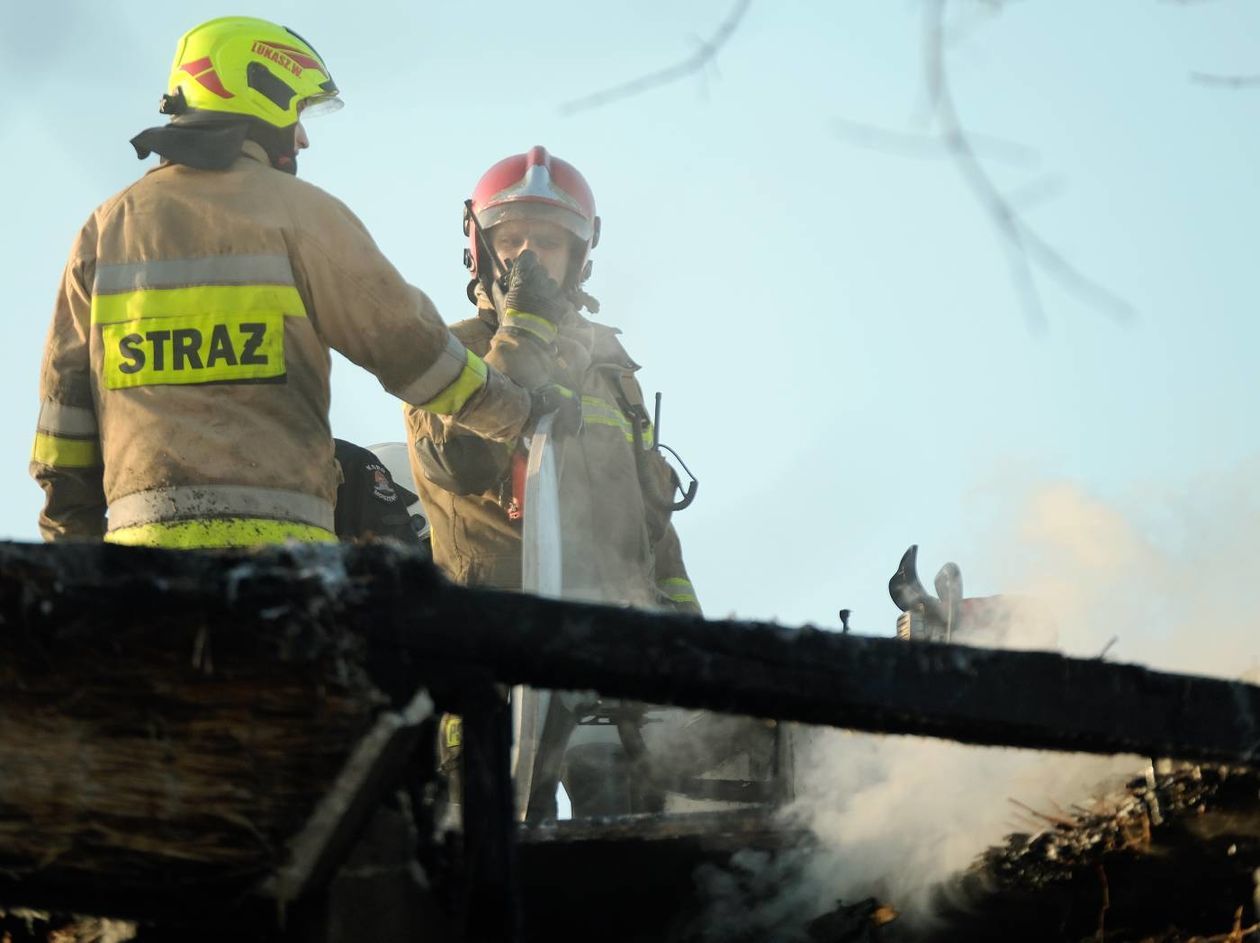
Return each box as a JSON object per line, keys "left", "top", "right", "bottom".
{"left": 31, "top": 17, "right": 541, "bottom": 547}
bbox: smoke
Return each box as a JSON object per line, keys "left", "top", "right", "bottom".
{"left": 692, "top": 466, "right": 1260, "bottom": 937}
{"left": 983, "top": 468, "right": 1260, "bottom": 677}
{"left": 776, "top": 732, "right": 1137, "bottom": 935}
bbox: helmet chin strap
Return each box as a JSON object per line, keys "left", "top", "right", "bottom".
{"left": 564, "top": 250, "right": 598, "bottom": 312}
{"left": 569, "top": 285, "right": 600, "bottom": 315}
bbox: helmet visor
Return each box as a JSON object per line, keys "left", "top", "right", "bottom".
{"left": 478, "top": 200, "right": 594, "bottom": 243}
{"left": 300, "top": 93, "right": 343, "bottom": 119}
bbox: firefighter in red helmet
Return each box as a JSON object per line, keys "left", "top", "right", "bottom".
{"left": 404, "top": 149, "right": 738, "bottom": 817}
{"left": 404, "top": 146, "right": 698, "bottom": 612}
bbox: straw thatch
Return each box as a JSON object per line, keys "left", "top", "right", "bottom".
{"left": 0, "top": 604, "right": 385, "bottom": 897}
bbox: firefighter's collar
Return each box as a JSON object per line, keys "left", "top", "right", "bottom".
{"left": 238, "top": 140, "right": 271, "bottom": 164}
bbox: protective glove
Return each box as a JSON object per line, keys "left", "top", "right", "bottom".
{"left": 484, "top": 252, "right": 572, "bottom": 400}
{"left": 527, "top": 383, "right": 582, "bottom": 438}
{"left": 494, "top": 250, "right": 569, "bottom": 326}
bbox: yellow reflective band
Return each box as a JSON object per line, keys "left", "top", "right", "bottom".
{"left": 581, "top": 395, "right": 618, "bottom": 409}
{"left": 582, "top": 414, "right": 632, "bottom": 441}
{"left": 443, "top": 715, "right": 463, "bottom": 749}
{"left": 580, "top": 395, "right": 653, "bottom": 446}
{"left": 581, "top": 397, "right": 629, "bottom": 432}
{"left": 31, "top": 432, "right": 102, "bottom": 468}
{"left": 420, "top": 349, "right": 488, "bottom": 415}
{"left": 659, "top": 577, "right": 697, "bottom": 604}
{"left": 104, "top": 518, "right": 337, "bottom": 549}
{"left": 101, "top": 310, "right": 286, "bottom": 389}
{"left": 91, "top": 284, "right": 307, "bottom": 325}
{"left": 502, "top": 308, "right": 558, "bottom": 345}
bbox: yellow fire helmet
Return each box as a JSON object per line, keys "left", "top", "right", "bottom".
{"left": 164, "top": 16, "right": 342, "bottom": 128}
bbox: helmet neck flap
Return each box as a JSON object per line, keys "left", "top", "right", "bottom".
{"left": 130, "top": 110, "right": 301, "bottom": 174}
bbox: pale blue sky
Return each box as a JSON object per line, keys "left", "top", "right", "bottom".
{"left": 4, "top": 1, "right": 1258, "bottom": 638}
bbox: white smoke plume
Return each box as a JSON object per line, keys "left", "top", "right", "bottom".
{"left": 696, "top": 465, "right": 1260, "bottom": 937}
{"left": 779, "top": 732, "right": 1137, "bottom": 934}
{"left": 982, "top": 466, "right": 1260, "bottom": 678}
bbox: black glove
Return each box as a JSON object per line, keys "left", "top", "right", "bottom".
{"left": 528, "top": 383, "right": 582, "bottom": 438}
{"left": 500, "top": 250, "right": 568, "bottom": 324}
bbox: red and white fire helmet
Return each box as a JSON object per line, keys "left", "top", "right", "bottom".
{"left": 464, "top": 145, "right": 601, "bottom": 285}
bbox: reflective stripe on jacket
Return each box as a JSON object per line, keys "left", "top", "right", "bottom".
{"left": 32, "top": 140, "right": 527, "bottom": 544}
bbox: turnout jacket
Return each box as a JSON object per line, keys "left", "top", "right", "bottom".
{"left": 32, "top": 141, "right": 528, "bottom": 545}
{"left": 404, "top": 302, "right": 699, "bottom": 612}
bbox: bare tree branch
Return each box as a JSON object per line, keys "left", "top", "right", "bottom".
{"left": 560, "top": 0, "right": 751, "bottom": 116}
{"left": 923, "top": 0, "right": 1135, "bottom": 329}
{"left": 832, "top": 116, "right": 1040, "bottom": 168}
{"left": 1191, "top": 71, "right": 1260, "bottom": 88}
{"left": 561, "top": 0, "right": 1133, "bottom": 328}
{"left": 1005, "top": 173, "right": 1066, "bottom": 211}
{"left": 942, "top": 0, "right": 1035, "bottom": 49}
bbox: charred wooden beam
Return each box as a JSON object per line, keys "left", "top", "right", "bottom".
{"left": 258, "top": 690, "right": 434, "bottom": 905}
{"left": 458, "top": 678, "right": 522, "bottom": 943}
{"left": 517, "top": 810, "right": 813, "bottom": 943}
{"left": 2, "top": 540, "right": 1259, "bottom": 767}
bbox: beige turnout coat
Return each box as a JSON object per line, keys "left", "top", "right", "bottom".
{"left": 33, "top": 141, "right": 528, "bottom": 543}
{"left": 405, "top": 303, "right": 699, "bottom": 612}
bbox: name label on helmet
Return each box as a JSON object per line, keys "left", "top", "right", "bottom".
{"left": 252, "top": 42, "right": 305, "bottom": 79}
{"left": 101, "top": 311, "right": 285, "bottom": 389}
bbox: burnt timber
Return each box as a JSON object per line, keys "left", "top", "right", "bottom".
{"left": 923, "top": 763, "right": 1260, "bottom": 942}
{"left": 1, "top": 540, "right": 1255, "bottom": 763}
{"left": 1, "top": 539, "right": 1259, "bottom": 941}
